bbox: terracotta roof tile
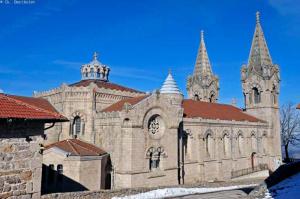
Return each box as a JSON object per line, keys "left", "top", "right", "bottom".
{"left": 102, "top": 95, "right": 149, "bottom": 112}
{"left": 45, "top": 139, "right": 107, "bottom": 156}
{"left": 183, "top": 99, "right": 264, "bottom": 123}
{"left": 69, "top": 80, "right": 144, "bottom": 93}
{"left": 297, "top": 104, "right": 300, "bottom": 109}
{"left": 0, "top": 94, "right": 67, "bottom": 121}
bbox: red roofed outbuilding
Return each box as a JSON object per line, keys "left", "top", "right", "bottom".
{"left": 42, "top": 139, "right": 109, "bottom": 193}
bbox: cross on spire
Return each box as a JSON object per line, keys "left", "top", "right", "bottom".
{"left": 256, "top": 11, "right": 260, "bottom": 24}
{"left": 93, "top": 52, "right": 98, "bottom": 60}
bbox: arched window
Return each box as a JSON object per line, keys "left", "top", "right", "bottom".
{"left": 97, "top": 68, "right": 101, "bottom": 78}
{"left": 272, "top": 85, "right": 277, "bottom": 105}
{"left": 149, "top": 151, "right": 153, "bottom": 170}
{"left": 146, "top": 147, "right": 164, "bottom": 171}
{"left": 194, "top": 94, "right": 200, "bottom": 101}
{"left": 73, "top": 116, "right": 81, "bottom": 135}
{"left": 252, "top": 87, "right": 261, "bottom": 104}
{"left": 90, "top": 68, "right": 95, "bottom": 78}
{"left": 209, "top": 93, "right": 215, "bottom": 103}
{"left": 206, "top": 133, "right": 213, "bottom": 157}
{"left": 223, "top": 133, "right": 230, "bottom": 157}
{"left": 238, "top": 133, "right": 243, "bottom": 155}
{"left": 251, "top": 134, "right": 257, "bottom": 152}
{"left": 85, "top": 68, "right": 88, "bottom": 77}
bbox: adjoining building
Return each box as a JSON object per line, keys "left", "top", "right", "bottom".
{"left": 0, "top": 94, "right": 67, "bottom": 198}
{"left": 36, "top": 12, "right": 282, "bottom": 189}
{"left": 42, "top": 139, "right": 108, "bottom": 194}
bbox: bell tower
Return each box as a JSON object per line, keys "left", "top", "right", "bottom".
{"left": 241, "top": 12, "right": 281, "bottom": 161}
{"left": 187, "top": 31, "right": 219, "bottom": 102}
{"left": 81, "top": 52, "right": 110, "bottom": 81}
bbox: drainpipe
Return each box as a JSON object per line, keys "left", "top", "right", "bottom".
{"left": 44, "top": 122, "right": 55, "bottom": 130}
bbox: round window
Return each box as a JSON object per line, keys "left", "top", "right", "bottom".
{"left": 148, "top": 115, "right": 165, "bottom": 138}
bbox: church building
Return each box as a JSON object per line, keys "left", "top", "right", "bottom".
{"left": 36, "top": 12, "right": 281, "bottom": 189}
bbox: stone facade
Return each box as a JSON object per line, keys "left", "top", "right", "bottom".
{"left": 35, "top": 81, "right": 143, "bottom": 145}
{"left": 0, "top": 121, "right": 44, "bottom": 199}
{"left": 241, "top": 12, "right": 281, "bottom": 162}
{"left": 36, "top": 12, "right": 282, "bottom": 190}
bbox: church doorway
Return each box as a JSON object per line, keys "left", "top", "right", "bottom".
{"left": 105, "top": 157, "right": 112, "bottom": 189}
{"left": 251, "top": 152, "right": 257, "bottom": 170}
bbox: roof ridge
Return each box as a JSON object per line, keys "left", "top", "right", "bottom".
{"left": 70, "top": 79, "right": 145, "bottom": 94}
{"left": 67, "top": 139, "right": 80, "bottom": 156}
{"left": 4, "top": 95, "right": 62, "bottom": 118}
{"left": 183, "top": 99, "right": 239, "bottom": 108}
{"left": 72, "top": 139, "right": 102, "bottom": 155}
{"left": 102, "top": 95, "right": 148, "bottom": 112}
{"left": 131, "top": 95, "right": 149, "bottom": 108}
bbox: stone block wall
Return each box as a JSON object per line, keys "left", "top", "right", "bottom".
{"left": 0, "top": 121, "right": 44, "bottom": 199}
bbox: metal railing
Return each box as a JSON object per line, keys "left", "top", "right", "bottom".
{"left": 231, "top": 164, "right": 269, "bottom": 178}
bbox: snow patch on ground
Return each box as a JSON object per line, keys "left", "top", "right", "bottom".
{"left": 112, "top": 184, "right": 257, "bottom": 199}
{"left": 263, "top": 172, "right": 300, "bottom": 199}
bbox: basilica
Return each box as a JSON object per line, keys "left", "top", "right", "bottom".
{"left": 37, "top": 12, "right": 281, "bottom": 190}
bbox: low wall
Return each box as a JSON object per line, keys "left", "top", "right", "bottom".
{"left": 0, "top": 121, "right": 44, "bottom": 199}
{"left": 231, "top": 170, "right": 269, "bottom": 181}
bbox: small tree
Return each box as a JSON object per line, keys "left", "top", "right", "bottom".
{"left": 280, "top": 103, "right": 300, "bottom": 161}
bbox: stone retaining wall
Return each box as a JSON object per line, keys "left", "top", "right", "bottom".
{"left": 0, "top": 121, "right": 44, "bottom": 199}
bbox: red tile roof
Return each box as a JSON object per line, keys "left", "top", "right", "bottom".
{"left": 182, "top": 99, "right": 264, "bottom": 123}
{"left": 0, "top": 94, "right": 67, "bottom": 121}
{"left": 69, "top": 80, "right": 144, "bottom": 93}
{"left": 297, "top": 104, "right": 300, "bottom": 109}
{"left": 102, "top": 95, "right": 149, "bottom": 112}
{"left": 45, "top": 139, "right": 107, "bottom": 156}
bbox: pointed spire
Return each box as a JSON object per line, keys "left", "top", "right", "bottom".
{"left": 256, "top": 11, "right": 260, "bottom": 24}
{"left": 160, "top": 71, "right": 181, "bottom": 94}
{"left": 93, "top": 52, "right": 98, "bottom": 60}
{"left": 248, "top": 11, "right": 273, "bottom": 75}
{"left": 194, "top": 30, "right": 213, "bottom": 77}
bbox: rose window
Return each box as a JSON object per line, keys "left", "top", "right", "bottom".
{"left": 149, "top": 117, "right": 159, "bottom": 135}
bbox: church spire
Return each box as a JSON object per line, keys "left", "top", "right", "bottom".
{"left": 248, "top": 11, "right": 273, "bottom": 75}
{"left": 194, "top": 30, "right": 213, "bottom": 77}
{"left": 187, "top": 31, "right": 219, "bottom": 102}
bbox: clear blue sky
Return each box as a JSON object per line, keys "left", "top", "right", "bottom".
{"left": 0, "top": 0, "right": 299, "bottom": 107}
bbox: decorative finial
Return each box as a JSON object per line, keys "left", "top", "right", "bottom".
{"left": 200, "top": 30, "right": 204, "bottom": 41}
{"left": 93, "top": 52, "right": 98, "bottom": 60}
{"left": 256, "top": 11, "right": 260, "bottom": 24}
{"left": 168, "top": 68, "right": 172, "bottom": 75}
